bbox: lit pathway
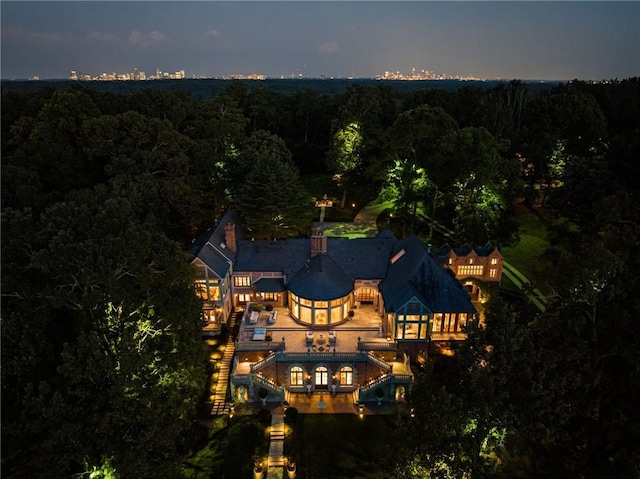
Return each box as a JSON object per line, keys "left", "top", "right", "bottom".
{"left": 211, "top": 314, "right": 240, "bottom": 416}
{"left": 266, "top": 413, "right": 285, "bottom": 479}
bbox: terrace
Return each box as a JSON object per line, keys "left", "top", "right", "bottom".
{"left": 235, "top": 303, "right": 389, "bottom": 354}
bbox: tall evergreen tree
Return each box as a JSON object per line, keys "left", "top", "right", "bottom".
{"left": 234, "top": 130, "right": 312, "bottom": 239}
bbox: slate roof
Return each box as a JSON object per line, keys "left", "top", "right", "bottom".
{"left": 252, "top": 277, "right": 286, "bottom": 293}
{"left": 379, "top": 235, "right": 476, "bottom": 314}
{"left": 287, "top": 254, "right": 354, "bottom": 301}
{"left": 189, "top": 210, "right": 242, "bottom": 278}
{"left": 233, "top": 231, "right": 396, "bottom": 280}
{"left": 432, "top": 242, "right": 500, "bottom": 258}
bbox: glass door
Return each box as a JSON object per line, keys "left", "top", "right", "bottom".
{"left": 315, "top": 367, "right": 328, "bottom": 389}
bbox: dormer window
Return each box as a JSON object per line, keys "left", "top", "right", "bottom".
{"left": 390, "top": 249, "right": 406, "bottom": 264}
{"left": 491, "top": 258, "right": 498, "bottom": 265}
{"left": 469, "top": 258, "right": 474, "bottom": 265}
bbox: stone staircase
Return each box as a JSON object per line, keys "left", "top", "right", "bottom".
{"left": 210, "top": 312, "right": 241, "bottom": 416}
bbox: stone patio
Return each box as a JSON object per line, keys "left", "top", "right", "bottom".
{"left": 236, "top": 303, "right": 390, "bottom": 354}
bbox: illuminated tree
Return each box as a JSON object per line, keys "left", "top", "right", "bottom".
{"left": 1, "top": 187, "right": 206, "bottom": 478}
{"left": 380, "top": 156, "right": 431, "bottom": 236}
{"left": 327, "top": 121, "right": 362, "bottom": 207}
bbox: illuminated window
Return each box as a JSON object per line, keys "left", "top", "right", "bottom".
{"left": 419, "top": 323, "right": 427, "bottom": 339}
{"left": 290, "top": 367, "right": 304, "bottom": 386}
{"left": 469, "top": 258, "right": 474, "bottom": 264}
{"left": 491, "top": 258, "right": 498, "bottom": 265}
{"left": 340, "top": 367, "right": 353, "bottom": 386}
{"left": 234, "top": 276, "right": 251, "bottom": 287}
{"left": 263, "top": 293, "right": 277, "bottom": 301}
{"left": 458, "top": 313, "right": 468, "bottom": 330}
{"left": 237, "top": 294, "right": 251, "bottom": 303}
{"left": 458, "top": 265, "right": 484, "bottom": 276}
{"left": 489, "top": 268, "right": 497, "bottom": 278}
{"left": 404, "top": 323, "right": 418, "bottom": 339}
{"left": 194, "top": 281, "right": 208, "bottom": 300}
{"left": 432, "top": 313, "right": 443, "bottom": 332}
{"left": 315, "top": 367, "right": 328, "bottom": 386}
{"left": 448, "top": 258, "right": 453, "bottom": 265}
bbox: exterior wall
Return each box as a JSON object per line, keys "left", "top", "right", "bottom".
{"left": 192, "top": 257, "right": 232, "bottom": 331}
{"left": 251, "top": 356, "right": 389, "bottom": 394}
{"left": 447, "top": 249, "right": 504, "bottom": 283}
{"left": 232, "top": 270, "right": 286, "bottom": 308}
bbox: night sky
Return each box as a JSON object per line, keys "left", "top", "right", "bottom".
{"left": 2, "top": 1, "right": 638, "bottom": 81}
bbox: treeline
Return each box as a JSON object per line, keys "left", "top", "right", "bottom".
{"left": 2, "top": 78, "right": 639, "bottom": 478}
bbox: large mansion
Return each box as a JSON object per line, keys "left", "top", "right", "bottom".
{"left": 189, "top": 211, "right": 503, "bottom": 406}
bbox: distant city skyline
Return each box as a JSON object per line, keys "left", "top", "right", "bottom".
{"left": 2, "top": 1, "right": 639, "bottom": 81}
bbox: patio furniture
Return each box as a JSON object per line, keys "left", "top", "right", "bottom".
{"left": 249, "top": 311, "right": 259, "bottom": 324}
{"left": 328, "top": 330, "right": 337, "bottom": 346}
{"left": 305, "top": 331, "right": 314, "bottom": 345}
{"left": 267, "top": 311, "right": 277, "bottom": 324}
{"left": 252, "top": 327, "right": 267, "bottom": 341}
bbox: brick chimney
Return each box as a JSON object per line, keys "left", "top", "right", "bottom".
{"left": 310, "top": 230, "right": 327, "bottom": 257}
{"left": 224, "top": 222, "right": 237, "bottom": 253}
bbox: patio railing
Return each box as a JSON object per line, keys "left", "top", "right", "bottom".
{"left": 358, "top": 341, "right": 397, "bottom": 352}
{"left": 235, "top": 340, "right": 285, "bottom": 352}
{"left": 366, "top": 352, "right": 393, "bottom": 373}
{"left": 359, "top": 373, "right": 413, "bottom": 395}
{"left": 253, "top": 373, "right": 286, "bottom": 395}
{"left": 274, "top": 351, "right": 370, "bottom": 362}
{"left": 250, "top": 353, "right": 276, "bottom": 373}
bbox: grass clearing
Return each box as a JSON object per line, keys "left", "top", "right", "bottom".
{"left": 502, "top": 205, "right": 575, "bottom": 293}
{"left": 182, "top": 415, "right": 270, "bottom": 479}
{"left": 284, "top": 414, "right": 397, "bottom": 479}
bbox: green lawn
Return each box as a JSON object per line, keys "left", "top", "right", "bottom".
{"left": 284, "top": 414, "right": 398, "bottom": 479}
{"left": 182, "top": 415, "right": 270, "bottom": 479}
{"left": 501, "top": 207, "right": 576, "bottom": 293}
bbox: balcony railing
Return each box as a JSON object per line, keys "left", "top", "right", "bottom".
{"left": 359, "top": 373, "right": 413, "bottom": 395}
{"left": 273, "top": 351, "right": 369, "bottom": 362}
{"left": 366, "top": 352, "right": 392, "bottom": 373}
{"left": 235, "top": 341, "right": 285, "bottom": 352}
{"left": 358, "top": 341, "right": 397, "bottom": 352}
{"left": 253, "top": 373, "right": 286, "bottom": 394}
{"left": 250, "top": 353, "right": 277, "bottom": 373}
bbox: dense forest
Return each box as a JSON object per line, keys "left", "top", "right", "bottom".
{"left": 2, "top": 78, "right": 639, "bottom": 478}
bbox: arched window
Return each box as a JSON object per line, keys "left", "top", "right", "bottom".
{"left": 315, "top": 366, "right": 328, "bottom": 386}
{"left": 290, "top": 366, "right": 304, "bottom": 386}
{"left": 339, "top": 366, "right": 353, "bottom": 386}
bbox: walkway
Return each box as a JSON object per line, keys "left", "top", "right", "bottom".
{"left": 210, "top": 313, "right": 241, "bottom": 415}
{"left": 266, "top": 412, "right": 285, "bottom": 479}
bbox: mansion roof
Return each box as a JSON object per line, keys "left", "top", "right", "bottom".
{"left": 380, "top": 235, "right": 476, "bottom": 313}
{"left": 189, "top": 210, "right": 242, "bottom": 278}
{"left": 233, "top": 235, "right": 396, "bottom": 280}
{"left": 191, "top": 212, "right": 478, "bottom": 314}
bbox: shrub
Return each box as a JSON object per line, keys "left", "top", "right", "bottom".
{"left": 284, "top": 407, "right": 298, "bottom": 425}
